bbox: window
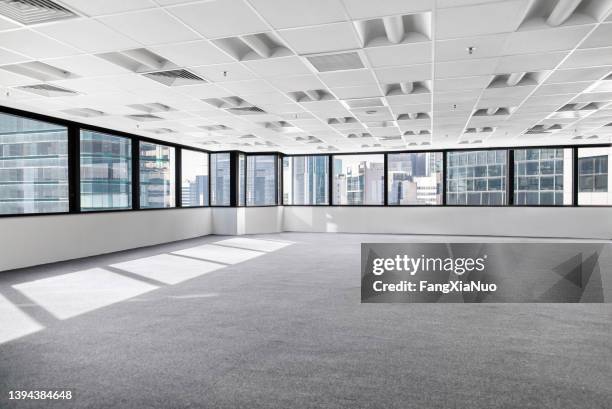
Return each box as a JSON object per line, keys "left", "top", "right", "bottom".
{"left": 514, "top": 148, "right": 572, "bottom": 206}
{"left": 446, "top": 150, "right": 507, "bottom": 205}
{"left": 238, "top": 153, "right": 245, "bottom": 206}
{"left": 80, "top": 130, "right": 131, "bottom": 211}
{"left": 211, "top": 153, "right": 230, "bottom": 206}
{"left": 283, "top": 156, "right": 329, "bottom": 205}
{"left": 388, "top": 152, "right": 442, "bottom": 205}
{"left": 0, "top": 112, "right": 68, "bottom": 215}
{"left": 578, "top": 147, "right": 610, "bottom": 205}
{"left": 332, "top": 154, "right": 384, "bottom": 205}
{"left": 181, "top": 149, "right": 208, "bottom": 207}
{"left": 247, "top": 155, "right": 277, "bottom": 206}
{"left": 139, "top": 141, "right": 175, "bottom": 208}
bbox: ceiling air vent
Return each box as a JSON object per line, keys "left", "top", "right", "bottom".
{"left": 397, "top": 112, "right": 430, "bottom": 120}
{"left": 126, "top": 114, "right": 162, "bottom": 122}
{"left": 354, "top": 12, "right": 431, "bottom": 47}
{"left": 347, "top": 132, "right": 373, "bottom": 139}
{"left": 0, "top": 0, "right": 77, "bottom": 25}
{"left": 16, "top": 83, "right": 77, "bottom": 97}
{"left": 379, "top": 135, "right": 402, "bottom": 141}
{"left": 525, "top": 124, "right": 563, "bottom": 134}
{"left": 306, "top": 51, "right": 364, "bottom": 72}
{"left": 200, "top": 125, "right": 231, "bottom": 131}
{"left": 142, "top": 69, "right": 206, "bottom": 86}
{"left": 62, "top": 108, "right": 105, "bottom": 117}
{"left": 465, "top": 127, "right": 495, "bottom": 134}
{"left": 403, "top": 130, "right": 430, "bottom": 136}
{"left": 226, "top": 106, "right": 266, "bottom": 115}
{"left": 146, "top": 128, "right": 175, "bottom": 134}
{"left": 262, "top": 121, "right": 300, "bottom": 133}
{"left": 472, "top": 107, "right": 512, "bottom": 116}
{"left": 385, "top": 81, "right": 430, "bottom": 96}
{"left": 213, "top": 32, "right": 291, "bottom": 61}
{"left": 97, "top": 48, "right": 177, "bottom": 73}
{"left": 202, "top": 97, "right": 265, "bottom": 115}
{"left": 343, "top": 97, "right": 385, "bottom": 109}
{"left": 557, "top": 102, "right": 600, "bottom": 111}
{"left": 488, "top": 72, "right": 546, "bottom": 88}
{"left": 289, "top": 89, "right": 334, "bottom": 102}
{"left": 328, "top": 117, "right": 357, "bottom": 125}
{"left": 128, "top": 103, "right": 174, "bottom": 113}
{"left": 0, "top": 61, "right": 76, "bottom": 81}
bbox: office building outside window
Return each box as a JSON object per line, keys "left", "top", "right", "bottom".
{"left": 0, "top": 112, "right": 68, "bottom": 215}
{"left": 578, "top": 147, "right": 610, "bottom": 205}
{"left": 388, "top": 152, "right": 442, "bottom": 205}
{"left": 139, "top": 141, "right": 175, "bottom": 208}
{"left": 514, "top": 148, "right": 572, "bottom": 206}
{"left": 333, "top": 155, "right": 384, "bottom": 205}
{"left": 180, "top": 149, "right": 208, "bottom": 207}
{"left": 283, "top": 156, "right": 329, "bottom": 205}
{"left": 446, "top": 150, "right": 507, "bottom": 205}
{"left": 80, "top": 130, "right": 131, "bottom": 211}
{"left": 211, "top": 153, "right": 230, "bottom": 206}
{"left": 247, "top": 155, "right": 276, "bottom": 206}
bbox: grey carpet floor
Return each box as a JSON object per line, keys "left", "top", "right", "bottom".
{"left": 0, "top": 233, "right": 611, "bottom": 409}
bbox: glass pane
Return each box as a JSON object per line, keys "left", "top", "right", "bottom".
{"left": 332, "top": 154, "right": 384, "bottom": 205}
{"left": 181, "top": 149, "right": 208, "bottom": 207}
{"left": 0, "top": 112, "right": 68, "bottom": 215}
{"left": 387, "top": 152, "right": 442, "bottom": 205}
{"left": 247, "top": 155, "right": 277, "bottom": 206}
{"left": 139, "top": 141, "right": 175, "bottom": 208}
{"left": 210, "top": 153, "right": 230, "bottom": 206}
{"left": 80, "top": 130, "right": 131, "bottom": 211}
{"left": 283, "top": 156, "right": 329, "bottom": 205}
{"left": 578, "top": 147, "right": 610, "bottom": 205}
{"left": 446, "top": 150, "right": 507, "bottom": 205}
{"left": 513, "top": 148, "right": 572, "bottom": 206}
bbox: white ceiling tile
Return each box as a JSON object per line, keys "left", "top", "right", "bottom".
{"left": 331, "top": 84, "right": 382, "bottom": 99}
{"left": 436, "top": 58, "right": 499, "bottom": 79}
{"left": 579, "top": 23, "right": 612, "bottom": 49}
{"left": 167, "top": 0, "right": 269, "bottom": 38}
{"left": 318, "top": 69, "right": 377, "bottom": 87}
{"left": 220, "top": 79, "right": 278, "bottom": 94}
{"left": 546, "top": 66, "right": 612, "bottom": 83}
{"left": 375, "top": 64, "right": 432, "bottom": 83}
{"left": 495, "top": 51, "right": 567, "bottom": 73}
{"left": 59, "top": 0, "right": 157, "bottom": 16}
{"left": 342, "top": 0, "right": 432, "bottom": 19}
{"left": 435, "top": 75, "right": 492, "bottom": 92}
{"left": 193, "top": 63, "right": 256, "bottom": 82}
{"left": 249, "top": 0, "right": 347, "bottom": 29}
{"left": 0, "top": 47, "right": 28, "bottom": 65}
{"left": 243, "top": 56, "right": 312, "bottom": 77}
{"left": 45, "top": 55, "right": 132, "bottom": 76}
{"left": 504, "top": 25, "right": 594, "bottom": 55}
{"left": 532, "top": 81, "right": 591, "bottom": 96}
{"left": 560, "top": 47, "right": 612, "bottom": 69}
{"left": 0, "top": 17, "right": 19, "bottom": 31}
{"left": 365, "top": 42, "right": 432, "bottom": 67}
{"left": 36, "top": 19, "right": 140, "bottom": 53}
{"left": 266, "top": 75, "right": 326, "bottom": 92}
{"left": 150, "top": 40, "right": 234, "bottom": 67}
{"left": 436, "top": 34, "right": 508, "bottom": 61}
{"left": 0, "top": 30, "right": 79, "bottom": 59}
{"left": 436, "top": 0, "right": 529, "bottom": 39}
{"left": 98, "top": 9, "right": 199, "bottom": 46}
{"left": 278, "top": 23, "right": 360, "bottom": 55}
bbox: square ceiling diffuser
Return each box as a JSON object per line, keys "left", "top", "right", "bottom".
{"left": 0, "top": 0, "right": 77, "bottom": 25}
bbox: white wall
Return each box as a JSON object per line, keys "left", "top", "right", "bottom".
{"left": 3, "top": 205, "right": 610, "bottom": 272}
{"left": 0, "top": 208, "right": 212, "bottom": 271}
{"left": 283, "top": 206, "right": 612, "bottom": 239}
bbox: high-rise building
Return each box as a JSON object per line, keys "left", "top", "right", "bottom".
{"left": 0, "top": 113, "right": 68, "bottom": 215}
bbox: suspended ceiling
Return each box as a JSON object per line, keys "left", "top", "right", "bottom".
{"left": 0, "top": 0, "right": 611, "bottom": 153}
